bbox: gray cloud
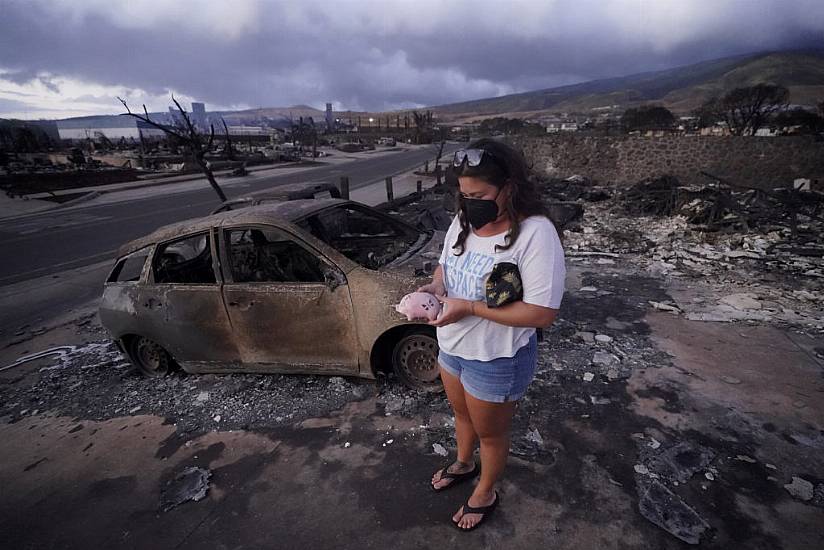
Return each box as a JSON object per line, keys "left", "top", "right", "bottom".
{"left": 0, "top": 97, "right": 35, "bottom": 112}
{"left": 0, "top": 0, "right": 823, "bottom": 117}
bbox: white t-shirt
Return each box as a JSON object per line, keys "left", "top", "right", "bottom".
{"left": 437, "top": 214, "right": 566, "bottom": 361}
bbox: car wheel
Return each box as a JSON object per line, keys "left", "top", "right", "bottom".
{"left": 129, "top": 336, "right": 174, "bottom": 377}
{"left": 391, "top": 331, "right": 442, "bottom": 391}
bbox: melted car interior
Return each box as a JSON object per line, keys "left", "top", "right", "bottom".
{"left": 297, "top": 204, "right": 419, "bottom": 269}
{"left": 225, "top": 227, "right": 326, "bottom": 283}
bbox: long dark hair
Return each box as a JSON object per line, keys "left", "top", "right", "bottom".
{"left": 451, "top": 138, "right": 549, "bottom": 255}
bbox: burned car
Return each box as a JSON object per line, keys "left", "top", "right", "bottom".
{"left": 99, "top": 199, "right": 445, "bottom": 390}
{"left": 210, "top": 182, "right": 342, "bottom": 214}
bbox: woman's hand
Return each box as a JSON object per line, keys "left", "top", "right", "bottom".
{"left": 429, "top": 296, "right": 473, "bottom": 327}
{"left": 417, "top": 281, "right": 445, "bottom": 297}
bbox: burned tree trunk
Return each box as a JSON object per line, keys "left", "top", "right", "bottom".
{"left": 221, "top": 118, "right": 236, "bottom": 161}
{"left": 118, "top": 95, "right": 228, "bottom": 203}
{"left": 434, "top": 140, "right": 445, "bottom": 167}
{"left": 194, "top": 153, "right": 227, "bottom": 202}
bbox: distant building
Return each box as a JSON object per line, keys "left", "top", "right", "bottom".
{"left": 56, "top": 115, "right": 166, "bottom": 141}
{"left": 191, "top": 102, "right": 206, "bottom": 129}
{"left": 325, "top": 103, "right": 334, "bottom": 132}
{"left": 642, "top": 128, "right": 682, "bottom": 137}
{"left": 699, "top": 124, "right": 731, "bottom": 137}
{"left": 546, "top": 122, "right": 578, "bottom": 133}
{"left": 226, "top": 125, "right": 269, "bottom": 136}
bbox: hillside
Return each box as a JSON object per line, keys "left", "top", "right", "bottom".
{"left": 432, "top": 50, "right": 824, "bottom": 121}
{"left": 219, "top": 105, "right": 326, "bottom": 122}
{"left": 41, "top": 50, "right": 824, "bottom": 127}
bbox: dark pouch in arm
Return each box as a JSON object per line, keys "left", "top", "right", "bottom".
{"left": 485, "top": 262, "right": 523, "bottom": 308}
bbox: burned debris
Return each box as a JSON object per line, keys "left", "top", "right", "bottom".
{"left": 540, "top": 171, "right": 824, "bottom": 328}
{"left": 530, "top": 168, "right": 824, "bottom": 544}
{"left": 2, "top": 162, "right": 823, "bottom": 547}
{"left": 0, "top": 339, "right": 374, "bottom": 433}
{"left": 160, "top": 466, "right": 212, "bottom": 512}
{"left": 637, "top": 479, "right": 710, "bottom": 545}
{"left": 620, "top": 172, "right": 824, "bottom": 237}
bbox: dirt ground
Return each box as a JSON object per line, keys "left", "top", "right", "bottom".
{"left": 1, "top": 188, "right": 823, "bottom": 549}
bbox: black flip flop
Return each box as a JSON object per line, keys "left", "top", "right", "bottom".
{"left": 431, "top": 462, "right": 479, "bottom": 492}
{"left": 452, "top": 491, "right": 499, "bottom": 532}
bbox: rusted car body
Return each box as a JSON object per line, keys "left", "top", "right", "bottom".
{"left": 99, "top": 199, "right": 445, "bottom": 389}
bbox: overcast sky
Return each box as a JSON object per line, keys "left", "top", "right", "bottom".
{"left": 1, "top": 0, "right": 823, "bottom": 119}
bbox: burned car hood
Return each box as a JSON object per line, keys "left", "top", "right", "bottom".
{"left": 382, "top": 229, "right": 445, "bottom": 278}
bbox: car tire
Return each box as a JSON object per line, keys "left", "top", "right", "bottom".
{"left": 129, "top": 336, "right": 175, "bottom": 377}
{"left": 391, "top": 330, "right": 442, "bottom": 391}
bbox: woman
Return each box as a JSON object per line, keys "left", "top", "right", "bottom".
{"left": 418, "top": 138, "right": 565, "bottom": 531}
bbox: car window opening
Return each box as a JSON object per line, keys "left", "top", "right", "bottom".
{"left": 107, "top": 248, "right": 151, "bottom": 283}
{"left": 298, "top": 205, "right": 419, "bottom": 270}
{"left": 227, "top": 228, "right": 326, "bottom": 283}
{"left": 153, "top": 233, "right": 216, "bottom": 284}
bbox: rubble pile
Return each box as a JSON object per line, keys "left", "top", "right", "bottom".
{"left": 0, "top": 339, "right": 456, "bottom": 438}
{"left": 540, "top": 174, "right": 824, "bottom": 328}
{"left": 0, "top": 341, "right": 375, "bottom": 433}
{"left": 621, "top": 173, "right": 824, "bottom": 234}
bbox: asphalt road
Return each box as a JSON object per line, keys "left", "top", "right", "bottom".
{"left": 0, "top": 145, "right": 458, "bottom": 287}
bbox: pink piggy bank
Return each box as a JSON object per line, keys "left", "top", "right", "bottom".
{"left": 395, "top": 292, "right": 442, "bottom": 321}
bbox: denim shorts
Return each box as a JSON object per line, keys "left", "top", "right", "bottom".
{"left": 437, "top": 333, "right": 538, "bottom": 403}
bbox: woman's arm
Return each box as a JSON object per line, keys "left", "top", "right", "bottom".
{"left": 473, "top": 299, "right": 557, "bottom": 328}
{"left": 417, "top": 264, "right": 446, "bottom": 296}
{"left": 429, "top": 296, "right": 557, "bottom": 329}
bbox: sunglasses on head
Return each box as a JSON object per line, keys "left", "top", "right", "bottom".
{"left": 453, "top": 148, "right": 493, "bottom": 167}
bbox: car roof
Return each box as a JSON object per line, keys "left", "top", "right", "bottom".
{"left": 248, "top": 182, "right": 339, "bottom": 197}
{"left": 211, "top": 183, "right": 341, "bottom": 213}
{"left": 117, "top": 198, "right": 350, "bottom": 257}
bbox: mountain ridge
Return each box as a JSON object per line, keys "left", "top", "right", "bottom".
{"left": 13, "top": 49, "right": 824, "bottom": 125}
{"left": 431, "top": 49, "right": 824, "bottom": 121}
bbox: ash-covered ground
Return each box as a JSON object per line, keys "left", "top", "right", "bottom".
{"left": 1, "top": 180, "right": 823, "bottom": 549}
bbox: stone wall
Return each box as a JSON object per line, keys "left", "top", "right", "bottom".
{"left": 512, "top": 135, "right": 824, "bottom": 189}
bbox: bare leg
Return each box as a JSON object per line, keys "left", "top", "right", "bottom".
{"left": 453, "top": 392, "right": 516, "bottom": 528}
{"left": 431, "top": 366, "right": 478, "bottom": 490}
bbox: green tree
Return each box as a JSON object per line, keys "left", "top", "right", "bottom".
{"left": 479, "top": 117, "right": 525, "bottom": 135}
{"left": 717, "top": 84, "right": 789, "bottom": 136}
{"left": 620, "top": 105, "right": 676, "bottom": 132}
{"left": 693, "top": 98, "right": 722, "bottom": 129}
{"left": 773, "top": 107, "right": 823, "bottom": 134}
{"left": 412, "top": 110, "right": 434, "bottom": 144}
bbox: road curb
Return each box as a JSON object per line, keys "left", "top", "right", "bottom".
{"left": 55, "top": 191, "right": 103, "bottom": 209}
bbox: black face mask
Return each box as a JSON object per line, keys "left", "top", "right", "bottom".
{"left": 462, "top": 189, "right": 502, "bottom": 230}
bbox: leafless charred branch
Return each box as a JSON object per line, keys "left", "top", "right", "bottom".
{"left": 117, "top": 96, "right": 227, "bottom": 202}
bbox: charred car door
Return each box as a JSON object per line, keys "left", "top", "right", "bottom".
{"left": 142, "top": 230, "right": 240, "bottom": 369}
{"left": 100, "top": 245, "right": 154, "bottom": 338}
{"left": 219, "top": 225, "right": 359, "bottom": 374}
